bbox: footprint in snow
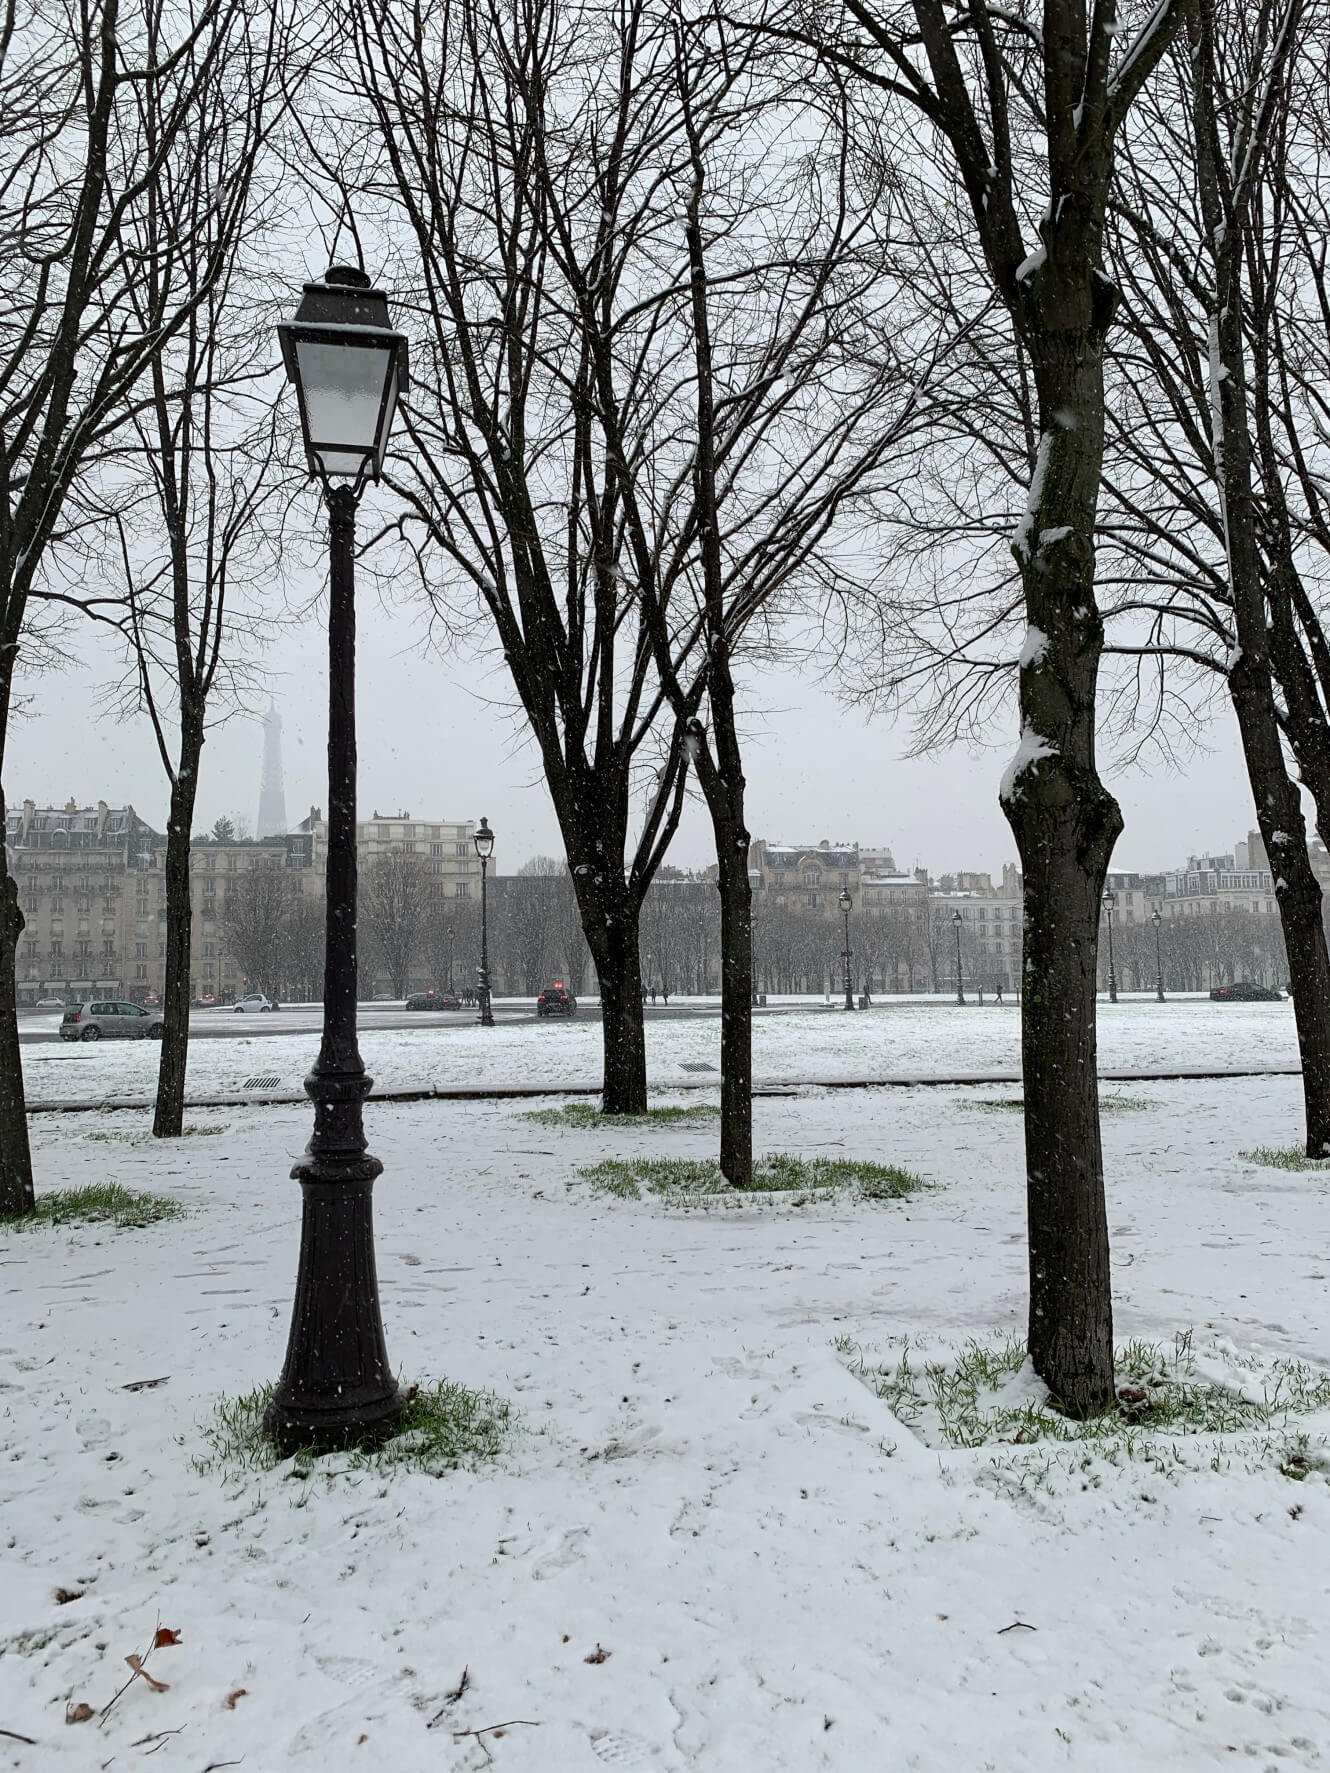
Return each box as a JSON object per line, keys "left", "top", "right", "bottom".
{"left": 590, "top": 1728, "right": 660, "bottom": 1767}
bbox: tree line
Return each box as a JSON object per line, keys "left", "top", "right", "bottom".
{"left": 5, "top": 0, "right": 1329, "bottom": 1418}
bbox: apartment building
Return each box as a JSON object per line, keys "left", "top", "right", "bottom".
{"left": 292, "top": 808, "right": 487, "bottom": 903}
{"left": 748, "top": 838, "right": 862, "bottom": 913}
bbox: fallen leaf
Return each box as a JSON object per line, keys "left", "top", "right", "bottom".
{"left": 224, "top": 1688, "right": 248, "bottom": 1709}
{"left": 54, "top": 1587, "right": 84, "bottom": 1605}
{"left": 357, "top": 1734, "right": 368, "bottom": 1745}
{"left": 125, "top": 1655, "right": 169, "bottom": 1692}
{"left": 66, "top": 1702, "right": 95, "bottom": 1725}
{"left": 583, "top": 1645, "right": 610, "bottom": 1665}
{"left": 122, "top": 1376, "right": 170, "bottom": 1392}
{"left": 153, "top": 1628, "right": 182, "bottom": 1648}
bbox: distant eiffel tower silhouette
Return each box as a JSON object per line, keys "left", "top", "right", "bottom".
{"left": 256, "top": 700, "right": 288, "bottom": 838}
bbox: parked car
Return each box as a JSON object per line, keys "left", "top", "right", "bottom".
{"left": 196, "top": 994, "right": 217, "bottom": 1007}
{"left": 35, "top": 998, "right": 65, "bottom": 1009}
{"left": 233, "top": 993, "right": 275, "bottom": 1013}
{"left": 60, "top": 1000, "right": 164, "bottom": 1042}
{"left": 1210, "top": 982, "right": 1284, "bottom": 1002}
{"left": 406, "top": 989, "right": 461, "bottom": 1011}
{"left": 536, "top": 981, "right": 577, "bottom": 1018}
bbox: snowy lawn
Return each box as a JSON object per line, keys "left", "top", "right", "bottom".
{"left": 16, "top": 994, "right": 1304, "bottom": 1105}
{"left": 2, "top": 1077, "right": 1329, "bottom": 1769}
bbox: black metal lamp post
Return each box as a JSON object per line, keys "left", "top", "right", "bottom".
{"left": 1152, "top": 906, "right": 1165, "bottom": 1002}
{"left": 838, "top": 887, "right": 855, "bottom": 1010}
{"left": 953, "top": 908, "right": 965, "bottom": 1005}
{"left": 474, "top": 817, "right": 495, "bottom": 1026}
{"left": 447, "top": 924, "right": 455, "bottom": 994}
{"left": 1103, "top": 889, "right": 1118, "bottom": 1003}
{"left": 265, "top": 265, "right": 409, "bottom": 1454}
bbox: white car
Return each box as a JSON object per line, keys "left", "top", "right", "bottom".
{"left": 233, "top": 993, "right": 275, "bottom": 1013}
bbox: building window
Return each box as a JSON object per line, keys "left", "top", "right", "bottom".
{"left": 431, "top": 843, "right": 443, "bottom": 857}
{"left": 135, "top": 964, "right": 148, "bottom": 980}
{"left": 76, "top": 940, "right": 90, "bottom": 956}
{"left": 203, "top": 963, "right": 214, "bottom": 979}
{"left": 803, "top": 870, "right": 818, "bottom": 886}
{"left": 455, "top": 882, "right": 469, "bottom": 898}
{"left": 456, "top": 842, "right": 469, "bottom": 856}
{"left": 135, "top": 943, "right": 146, "bottom": 959}
{"left": 50, "top": 941, "right": 61, "bottom": 957}
{"left": 103, "top": 940, "right": 114, "bottom": 956}
{"left": 203, "top": 942, "right": 214, "bottom": 957}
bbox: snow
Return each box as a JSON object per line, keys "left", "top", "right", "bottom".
{"left": 15, "top": 997, "right": 1310, "bottom": 1108}
{"left": 1011, "top": 432, "right": 1052, "bottom": 564}
{"left": 1018, "top": 624, "right": 1049, "bottom": 669}
{"left": 3, "top": 1072, "right": 1330, "bottom": 1768}
{"left": 998, "top": 721, "right": 1058, "bottom": 805}
{"left": 1014, "top": 244, "right": 1046, "bottom": 284}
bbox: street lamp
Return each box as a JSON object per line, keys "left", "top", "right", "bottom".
{"left": 266, "top": 265, "right": 409, "bottom": 1454}
{"left": 447, "top": 924, "right": 455, "bottom": 995}
{"left": 952, "top": 908, "right": 965, "bottom": 1005}
{"left": 474, "top": 816, "right": 495, "bottom": 1027}
{"left": 839, "top": 887, "right": 855, "bottom": 1011}
{"left": 1103, "top": 889, "right": 1118, "bottom": 1003}
{"left": 1152, "top": 906, "right": 1165, "bottom": 1002}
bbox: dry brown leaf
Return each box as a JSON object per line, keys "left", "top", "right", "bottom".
{"left": 153, "top": 1627, "right": 182, "bottom": 1648}
{"left": 125, "top": 1655, "right": 169, "bottom": 1692}
{"left": 224, "top": 1688, "right": 248, "bottom": 1710}
{"left": 583, "top": 1645, "right": 610, "bottom": 1665}
{"left": 65, "top": 1702, "right": 95, "bottom": 1725}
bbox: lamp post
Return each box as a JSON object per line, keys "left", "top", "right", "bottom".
{"left": 266, "top": 265, "right": 409, "bottom": 1453}
{"left": 953, "top": 908, "right": 965, "bottom": 1005}
{"left": 839, "top": 888, "right": 855, "bottom": 1011}
{"left": 447, "top": 924, "right": 455, "bottom": 995}
{"left": 1152, "top": 906, "right": 1165, "bottom": 1002}
{"left": 1103, "top": 889, "right": 1118, "bottom": 1003}
{"left": 474, "top": 816, "right": 494, "bottom": 1026}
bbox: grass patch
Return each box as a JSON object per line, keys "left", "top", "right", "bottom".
{"left": 967, "top": 1093, "right": 1154, "bottom": 1114}
{"left": 1240, "top": 1145, "right": 1330, "bottom": 1171}
{"left": 577, "top": 1152, "right": 929, "bottom": 1204}
{"left": 522, "top": 1101, "right": 719, "bottom": 1129}
{"left": 2, "top": 1183, "right": 185, "bottom": 1231}
{"left": 839, "top": 1328, "right": 1330, "bottom": 1455}
{"left": 195, "top": 1378, "right": 514, "bottom": 1480}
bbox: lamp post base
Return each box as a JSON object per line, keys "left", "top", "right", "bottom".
{"left": 264, "top": 1071, "right": 402, "bottom": 1456}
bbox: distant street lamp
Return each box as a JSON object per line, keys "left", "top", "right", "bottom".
{"left": 839, "top": 887, "right": 855, "bottom": 1011}
{"left": 1152, "top": 906, "right": 1165, "bottom": 1003}
{"left": 474, "top": 816, "right": 495, "bottom": 1027}
{"left": 953, "top": 908, "right": 965, "bottom": 1005}
{"left": 266, "top": 264, "right": 409, "bottom": 1454}
{"left": 447, "top": 924, "right": 455, "bottom": 994}
{"left": 1103, "top": 889, "right": 1118, "bottom": 1003}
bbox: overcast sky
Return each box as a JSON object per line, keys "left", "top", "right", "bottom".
{"left": 9, "top": 574, "right": 1270, "bottom": 880}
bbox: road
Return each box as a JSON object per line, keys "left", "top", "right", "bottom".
{"left": 15, "top": 997, "right": 757, "bottom": 1045}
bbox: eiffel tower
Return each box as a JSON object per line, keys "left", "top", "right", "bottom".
{"left": 256, "top": 701, "right": 288, "bottom": 839}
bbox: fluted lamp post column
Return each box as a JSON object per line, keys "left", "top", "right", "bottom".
{"left": 265, "top": 265, "right": 409, "bottom": 1454}
{"left": 474, "top": 817, "right": 495, "bottom": 1026}
{"left": 1153, "top": 906, "right": 1165, "bottom": 1003}
{"left": 953, "top": 908, "right": 965, "bottom": 1005}
{"left": 1103, "top": 889, "right": 1118, "bottom": 1004}
{"left": 839, "top": 888, "right": 855, "bottom": 1011}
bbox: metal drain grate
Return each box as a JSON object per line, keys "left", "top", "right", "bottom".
{"left": 241, "top": 1074, "right": 283, "bottom": 1091}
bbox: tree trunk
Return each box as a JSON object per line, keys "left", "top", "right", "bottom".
{"left": 1190, "top": 0, "right": 1330, "bottom": 1157}
{"left": 714, "top": 846, "right": 753, "bottom": 1188}
{"left": 153, "top": 732, "right": 201, "bottom": 1139}
{"left": 0, "top": 835, "right": 33, "bottom": 1217}
{"left": 596, "top": 925, "right": 647, "bottom": 1114}
{"left": 1002, "top": 307, "right": 1122, "bottom": 1418}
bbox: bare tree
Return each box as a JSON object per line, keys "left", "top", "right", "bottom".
{"left": 340, "top": 0, "right": 698, "bottom": 1112}
{"left": 361, "top": 851, "right": 432, "bottom": 997}
{"left": 784, "top": 0, "right": 1187, "bottom": 1411}
{"left": 92, "top": 25, "right": 286, "bottom": 1136}
{"left": 0, "top": 0, "right": 268, "bottom": 1215}
{"left": 221, "top": 860, "right": 296, "bottom": 998}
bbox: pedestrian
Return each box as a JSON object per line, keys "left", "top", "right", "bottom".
{"left": 650, "top": 984, "right": 657, "bottom": 1005}
{"left": 995, "top": 982, "right": 1003, "bottom": 1006}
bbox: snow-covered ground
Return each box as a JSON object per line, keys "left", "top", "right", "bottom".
{"left": 3, "top": 1076, "right": 1329, "bottom": 1769}
{"left": 18, "top": 995, "right": 1303, "bottom": 1105}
